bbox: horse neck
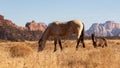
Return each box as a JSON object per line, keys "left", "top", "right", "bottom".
{"left": 92, "top": 35, "right": 96, "bottom": 43}
{"left": 41, "top": 28, "right": 49, "bottom": 41}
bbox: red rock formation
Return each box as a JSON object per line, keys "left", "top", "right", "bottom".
{"left": 0, "top": 15, "right": 4, "bottom": 22}
{"left": 18, "top": 26, "right": 27, "bottom": 31}
{"left": 25, "top": 20, "right": 47, "bottom": 32}
{"left": 0, "top": 15, "right": 46, "bottom": 32}
{"left": 4, "top": 20, "right": 18, "bottom": 28}
{"left": 0, "top": 15, "right": 4, "bottom": 26}
{"left": 0, "top": 15, "right": 47, "bottom": 41}
{"left": 0, "top": 15, "right": 17, "bottom": 28}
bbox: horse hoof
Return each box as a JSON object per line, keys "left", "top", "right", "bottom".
{"left": 53, "top": 50, "right": 56, "bottom": 52}
{"left": 61, "top": 49, "right": 63, "bottom": 51}
{"left": 76, "top": 48, "right": 78, "bottom": 51}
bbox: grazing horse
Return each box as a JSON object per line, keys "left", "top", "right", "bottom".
{"left": 38, "top": 20, "right": 85, "bottom": 52}
{"left": 91, "top": 34, "right": 108, "bottom": 48}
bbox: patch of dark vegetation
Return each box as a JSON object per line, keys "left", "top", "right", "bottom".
{"left": 0, "top": 25, "right": 43, "bottom": 41}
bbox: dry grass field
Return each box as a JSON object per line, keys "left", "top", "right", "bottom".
{"left": 0, "top": 39, "right": 120, "bottom": 68}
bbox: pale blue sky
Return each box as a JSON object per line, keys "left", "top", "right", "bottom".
{"left": 0, "top": 0, "right": 120, "bottom": 30}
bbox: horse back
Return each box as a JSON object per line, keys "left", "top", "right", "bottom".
{"left": 48, "top": 21, "right": 74, "bottom": 36}
{"left": 68, "top": 20, "right": 84, "bottom": 32}
{"left": 48, "top": 20, "right": 84, "bottom": 37}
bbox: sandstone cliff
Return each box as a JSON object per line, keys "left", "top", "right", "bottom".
{"left": 25, "top": 20, "right": 46, "bottom": 32}
{"left": 86, "top": 21, "right": 120, "bottom": 37}
{"left": 0, "top": 15, "right": 17, "bottom": 28}
{"left": 0, "top": 15, "right": 46, "bottom": 41}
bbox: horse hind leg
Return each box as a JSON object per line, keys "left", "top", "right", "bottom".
{"left": 58, "top": 39, "right": 63, "bottom": 51}
{"left": 76, "top": 31, "right": 85, "bottom": 50}
{"left": 105, "top": 41, "right": 108, "bottom": 47}
{"left": 76, "top": 37, "right": 85, "bottom": 49}
{"left": 80, "top": 36, "right": 85, "bottom": 48}
{"left": 76, "top": 32, "right": 81, "bottom": 50}
{"left": 76, "top": 38, "right": 81, "bottom": 50}
{"left": 54, "top": 39, "right": 57, "bottom": 52}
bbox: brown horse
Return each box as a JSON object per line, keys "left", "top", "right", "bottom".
{"left": 38, "top": 20, "right": 85, "bottom": 52}
{"left": 91, "top": 34, "right": 108, "bottom": 48}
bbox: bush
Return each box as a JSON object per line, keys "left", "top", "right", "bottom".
{"left": 10, "top": 45, "right": 33, "bottom": 57}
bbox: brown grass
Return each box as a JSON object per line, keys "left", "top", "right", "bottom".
{"left": 10, "top": 44, "right": 33, "bottom": 57}
{"left": 0, "top": 40, "right": 120, "bottom": 68}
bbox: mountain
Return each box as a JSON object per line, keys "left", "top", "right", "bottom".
{"left": 86, "top": 21, "right": 120, "bottom": 37}
{"left": 0, "top": 15, "right": 17, "bottom": 28}
{"left": 0, "top": 15, "right": 46, "bottom": 32}
{"left": 25, "top": 20, "right": 46, "bottom": 31}
{"left": 0, "top": 15, "right": 46, "bottom": 41}
{"left": 1, "top": 14, "right": 120, "bottom": 41}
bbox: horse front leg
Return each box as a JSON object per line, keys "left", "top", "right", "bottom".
{"left": 54, "top": 39, "right": 57, "bottom": 52}
{"left": 58, "top": 39, "right": 63, "bottom": 51}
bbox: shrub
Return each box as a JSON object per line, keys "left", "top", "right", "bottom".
{"left": 10, "top": 45, "right": 33, "bottom": 57}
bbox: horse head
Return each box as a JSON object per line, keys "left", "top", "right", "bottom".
{"left": 38, "top": 38, "right": 45, "bottom": 52}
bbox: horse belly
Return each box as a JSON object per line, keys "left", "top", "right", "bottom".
{"left": 59, "top": 30, "right": 74, "bottom": 37}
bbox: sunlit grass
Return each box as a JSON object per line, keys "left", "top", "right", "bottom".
{"left": 0, "top": 39, "right": 120, "bottom": 68}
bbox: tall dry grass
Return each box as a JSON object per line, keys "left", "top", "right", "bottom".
{"left": 10, "top": 44, "right": 33, "bottom": 57}
{"left": 0, "top": 40, "right": 120, "bottom": 68}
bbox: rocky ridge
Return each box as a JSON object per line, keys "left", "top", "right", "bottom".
{"left": 86, "top": 21, "right": 120, "bottom": 37}
{"left": 0, "top": 15, "right": 46, "bottom": 41}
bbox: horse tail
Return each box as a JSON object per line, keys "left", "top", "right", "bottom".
{"left": 80, "top": 23, "right": 85, "bottom": 47}
{"left": 80, "top": 23, "right": 84, "bottom": 40}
